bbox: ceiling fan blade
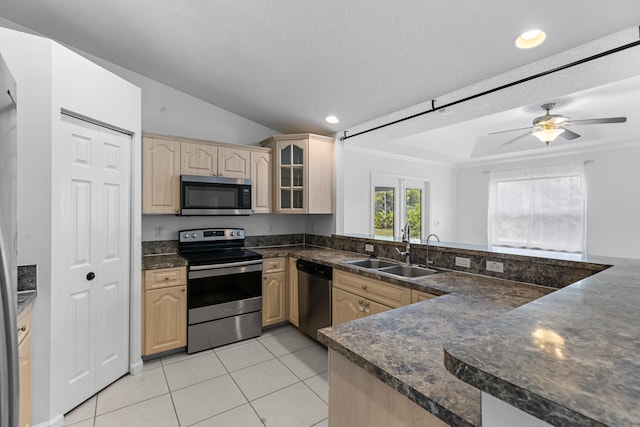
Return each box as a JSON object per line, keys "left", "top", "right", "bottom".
{"left": 569, "top": 117, "right": 627, "bottom": 125}
{"left": 489, "top": 126, "right": 534, "bottom": 135}
{"left": 559, "top": 128, "right": 580, "bottom": 140}
{"left": 502, "top": 132, "right": 532, "bottom": 146}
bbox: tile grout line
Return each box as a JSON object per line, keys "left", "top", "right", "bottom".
{"left": 160, "top": 361, "right": 182, "bottom": 426}
{"left": 300, "top": 370, "right": 330, "bottom": 405}
{"left": 211, "top": 344, "right": 267, "bottom": 427}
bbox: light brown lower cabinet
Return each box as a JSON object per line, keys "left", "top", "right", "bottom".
{"left": 411, "top": 289, "right": 437, "bottom": 303}
{"left": 332, "top": 270, "right": 410, "bottom": 326}
{"left": 143, "top": 267, "right": 187, "bottom": 356}
{"left": 287, "top": 257, "right": 299, "bottom": 327}
{"left": 329, "top": 349, "right": 449, "bottom": 427}
{"left": 18, "top": 305, "right": 32, "bottom": 427}
{"left": 332, "top": 287, "right": 393, "bottom": 325}
{"left": 262, "top": 257, "right": 287, "bottom": 327}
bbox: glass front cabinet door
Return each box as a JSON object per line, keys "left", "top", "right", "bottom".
{"left": 259, "top": 133, "right": 335, "bottom": 215}
{"left": 276, "top": 139, "right": 307, "bottom": 213}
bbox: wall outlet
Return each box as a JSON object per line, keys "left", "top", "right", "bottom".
{"left": 365, "top": 244, "right": 375, "bottom": 253}
{"left": 455, "top": 257, "right": 470, "bottom": 268}
{"left": 154, "top": 226, "right": 162, "bottom": 238}
{"left": 486, "top": 261, "right": 504, "bottom": 273}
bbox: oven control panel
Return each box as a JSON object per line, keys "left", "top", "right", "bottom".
{"left": 179, "top": 228, "right": 245, "bottom": 242}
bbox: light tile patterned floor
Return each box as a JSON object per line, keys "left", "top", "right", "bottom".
{"left": 64, "top": 325, "right": 329, "bottom": 427}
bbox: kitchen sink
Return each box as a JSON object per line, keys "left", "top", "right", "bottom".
{"left": 344, "top": 259, "right": 398, "bottom": 269}
{"left": 378, "top": 265, "right": 440, "bottom": 278}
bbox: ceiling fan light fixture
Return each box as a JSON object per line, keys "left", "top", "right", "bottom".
{"left": 532, "top": 127, "right": 564, "bottom": 145}
{"left": 516, "top": 30, "right": 546, "bottom": 49}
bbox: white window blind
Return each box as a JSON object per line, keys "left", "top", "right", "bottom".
{"left": 488, "top": 163, "right": 586, "bottom": 253}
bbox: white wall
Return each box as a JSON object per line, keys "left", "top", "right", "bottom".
{"left": 0, "top": 26, "right": 143, "bottom": 425}
{"left": 339, "top": 143, "right": 457, "bottom": 241}
{"left": 0, "top": 26, "right": 56, "bottom": 425}
{"left": 456, "top": 143, "right": 640, "bottom": 259}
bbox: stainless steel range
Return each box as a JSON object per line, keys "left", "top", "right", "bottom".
{"left": 179, "top": 228, "right": 263, "bottom": 354}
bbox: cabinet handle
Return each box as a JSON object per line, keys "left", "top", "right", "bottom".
{"left": 17, "top": 325, "right": 26, "bottom": 332}
{"left": 358, "top": 300, "right": 364, "bottom": 304}
{"left": 175, "top": 209, "right": 180, "bottom": 213}
{"left": 361, "top": 285, "right": 367, "bottom": 290}
{"left": 358, "top": 305, "right": 364, "bottom": 312}
{"left": 365, "top": 308, "right": 371, "bottom": 314}
{"left": 164, "top": 277, "right": 171, "bottom": 280}
{"left": 181, "top": 288, "right": 186, "bottom": 292}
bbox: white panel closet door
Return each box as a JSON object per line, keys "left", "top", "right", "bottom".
{"left": 59, "top": 114, "right": 130, "bottom": 413}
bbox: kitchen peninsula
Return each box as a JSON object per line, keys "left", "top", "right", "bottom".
{"left": 317, "top": 239, "right": 639, "bottom": 427}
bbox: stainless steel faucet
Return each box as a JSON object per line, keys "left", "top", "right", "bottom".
{"left": 395, "top": 223, "right": 411, "bottom": 263}
{"left": 426, "top": 233, "right": 440, "bottom": 266}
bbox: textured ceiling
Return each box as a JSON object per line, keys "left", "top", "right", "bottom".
{"left": 1, "top": 0, "right": 640, "bottom": 139}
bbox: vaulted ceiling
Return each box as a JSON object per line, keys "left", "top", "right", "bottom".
{"left": 2, "top": 1, "right": 640, "bottom": 161}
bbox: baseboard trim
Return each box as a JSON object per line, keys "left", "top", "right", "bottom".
{"left": 32, "top": 414, "right": 63, "bottom": 427}
{"left": 130, "top": 357, "right": 143, "bottom": 375}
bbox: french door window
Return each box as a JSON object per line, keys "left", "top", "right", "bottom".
{"left": 372, "top": 174, "right": 427, "bottom": 241}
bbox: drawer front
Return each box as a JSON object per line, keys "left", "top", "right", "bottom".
{"left": 263, "top": 257, "right": 286, "bottom": 274}
{"left": 144, "top": 266, "right": 187, "bottom": 290}
{"left": 17, "top": 304, "right": 32, "bottom": 345}
{"left": 334, "top": 270, "right": 411, "bottom": 308}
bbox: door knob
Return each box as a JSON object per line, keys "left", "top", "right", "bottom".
{"left": 86, "top": 272, "right": 96, "bottom": 281}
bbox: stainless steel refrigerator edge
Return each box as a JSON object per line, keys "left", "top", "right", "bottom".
{"left": 0, "top": 53, "right": 19, "bottom": 427}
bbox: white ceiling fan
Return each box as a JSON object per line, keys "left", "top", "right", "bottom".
{"left": 490, "top": 103, "right": 627, "bottom": 145}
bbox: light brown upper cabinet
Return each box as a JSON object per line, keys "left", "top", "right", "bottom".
{"left": 181, "top": 141, "right": 218, "bottom": 176}
{"left": 218, "top": 146, "right": 251, "bottom": 178}
{"left": 181, "top": 142, "right": 250, "bottom": 178}
{"left": 142, "top": 134, "right": 271, "bottom": 214}
{"left": 260, "top": 134, "right": 334, "bottom": 214}
{"left": 251, "top": 151, "right": 272, "bottom": 213}
{"left": 142, "top": 136, "right": 181, "bottom": 214}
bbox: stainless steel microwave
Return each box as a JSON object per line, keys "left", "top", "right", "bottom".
{"left": 180, "top": 175, "right": 252, "bottom": 215}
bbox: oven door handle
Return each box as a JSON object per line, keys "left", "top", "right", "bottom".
{"left": 188, "top": 260, "right": 263, "bottom": 279}
{"left": 190, "top": 260, "right": 263, "bottom": 271}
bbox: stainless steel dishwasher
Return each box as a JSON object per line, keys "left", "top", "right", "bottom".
{"left": 297, "top": 259, "right": 332, "bottom": 341}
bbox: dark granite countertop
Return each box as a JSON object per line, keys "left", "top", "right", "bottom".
{"left": 443, "top": 260, "right": 640, "bottom": 427}
{"left": 142, "top": 253, "right": 188, "bottom": 270}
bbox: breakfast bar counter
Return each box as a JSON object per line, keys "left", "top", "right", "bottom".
{"left": 317, "top": 268, "right": 552, "bottom": 427}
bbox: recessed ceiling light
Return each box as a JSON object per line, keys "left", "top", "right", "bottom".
{"left": 325, "top": 115, "right": 339, "bottom": 124}
{"left": 515, "top": 29, "right": 546, "bottom": 49}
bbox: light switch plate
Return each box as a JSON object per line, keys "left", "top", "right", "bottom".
{"left": 365, "top": 244, "right": 374, "bottom": 252}
{"left": 455, "top": 257, "right": 471, "bottom": 268}
{"left": 486, "top": 261, "right": 504, "bottom": 273}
